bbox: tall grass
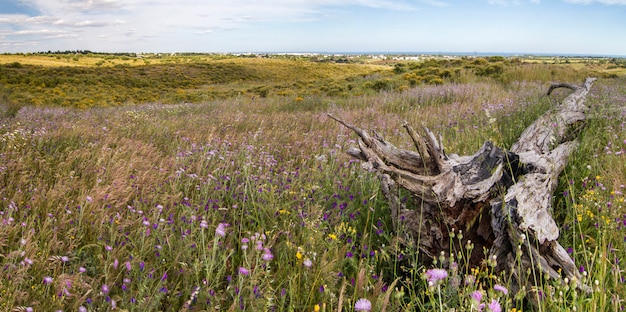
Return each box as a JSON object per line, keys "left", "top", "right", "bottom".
{"left": 0, "top": 68, "right": 625, "bottom": 311}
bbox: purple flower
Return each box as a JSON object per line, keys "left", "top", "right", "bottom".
{"left": 238, "top": 267, "right": 250, "bottom": 276}
{"left": 215, "top": 223, "right": 228, "bottom": 237}
{"left": 262, "top": 252, "right": 274, "bottom": 262}
{"left": 199, "top": 220, "right": 208, "bottom": 229}
{"left": 101, "top": 284, "right": 109, "bottom": 294}
{"left": 78, "top": 307, "right": 87, "bottom": 312}
{"left": 303, "top": 259, "right": 313, "bottom": 268}
{"left": 488, "top": 299, "right": 501, "bottom": 312}
{"left": 43, "top": 276, "right": 53, "bottom": 284}
{"left": 354, "top": 298, "right": 372, "bottom": 311}
{"left": 61, "top": 256, "right": 69, "bottom": 263}
{"left": 493, "top": 284, "right": 508, "bottom": 295}
{"left": 113, "top": 259, "right": 119, "bottom": 269}
{"left": 425, "top": 268, "right": 448, "bottom": 283}
{"left": 125, "top": 261, "right": 132, "bottom": 271}
{"left": 470, "top": 290, "right": 483, "bottom": 303}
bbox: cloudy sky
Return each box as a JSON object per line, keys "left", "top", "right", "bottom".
{"left": 0, "top": 0, "right": 625, "bottom": 55}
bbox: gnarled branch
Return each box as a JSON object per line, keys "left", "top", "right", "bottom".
{"left": 329, "top": 77, "right": 597, "bottom": 299}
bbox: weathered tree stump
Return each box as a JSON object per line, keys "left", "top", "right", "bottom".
{"left": 329, "top": 77, "right": 597, "bottom": 299}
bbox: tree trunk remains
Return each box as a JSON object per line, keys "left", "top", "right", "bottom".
{"left": 329, "top": 77, "right": 597, "bottom": 298}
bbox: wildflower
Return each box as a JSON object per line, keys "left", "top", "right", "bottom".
{"left": 354, "top": 298, "right": 372, "bottom": 311}
{"left": 105, "top": 245, "right": 113, "bottom": 252}
{"left": 488, "top": 299, "right": 502, "bottom": 312}
{"left": 262, "top": 252, "right": 274, "bottom": 262}
{"left": 303, "top": 258, "right": 313, "bottom": 268}
{"left": 78, "top": 307, "right": 87, "bottom": 312}
{"left": 113, "top": 259, "right": 119, "bottom": 269}
{"left": 102, "top": 284, "right": 110, "bottom": 294}
{"left": 199, "top": 220, "right": 208, "bottom": 229}
{"left": 314, "top": 304, "right": 321, "bottom": 312}
{"left": 125, "top": 261, "right": 132, "bottom": 271}
{"left": 61, "top": 256, "right": 69, "bottom": 263}
{"left": 470, "top": 290, "right": 482, "bottom": 303}
{"left": 238, "top": 267, "right": 250, "bottom": 276}
{"left": 215, "top": 223, "right": 228, "bottom": 237}
{"left": 425, "top": 268, "right": 448, "bottom": 283}
{"left": 79, "top": 267, "right": 87, "bottom": 273}
{"left": 43, "top": 276, "right": 53, "bottom": 284}
{"left": 86, "top": 196, "right": 93, "bottom": 203}
{"left": 296, "top": 251, "right": 303, "bottom": 260}
{"left": 493, "top": 284, "right": 508, "bottom": 295}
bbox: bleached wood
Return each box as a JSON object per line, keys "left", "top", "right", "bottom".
{"left": 329, "top": 77, "right": 597, "bottom": 299}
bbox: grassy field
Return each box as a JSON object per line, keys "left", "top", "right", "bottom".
{"left": 1, "top": 54, "right": 626, "bottom": 311}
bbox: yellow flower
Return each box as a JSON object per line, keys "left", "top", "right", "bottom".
{"left": 296, "top": 251, "right": 303, "bottom": 260}
{"left": 313, "top": 304, "right": 320, "bottom": 312}
{"left": 328, "top": 234, "right": 337, "bottom": 240}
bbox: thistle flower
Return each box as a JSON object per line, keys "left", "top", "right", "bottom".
{"left": 354, "top": 298, "right": 372, "bottom": 311}
{"left": 262, "top": 252, "right": 274, "bottom": 261}
{"left": 425, "top": 268, "right": 448, "bottom": 283}
{"left": 493, "top": 284, "right": 508, "bottom": 295}
{"left": 215, "top": 223, "right": 228, "bottom": 237}
{"left": 303, "top": 258, "right": 313, "bottom": 268}
{"left": 470, "top": 290, "right": 483, "bottom": 303}
{"left": 488, "top": 299, "right": 502, "bottom": 312}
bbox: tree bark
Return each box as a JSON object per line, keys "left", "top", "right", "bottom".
{"left": 329, "top": 77, "right": 597, "bottom": 299}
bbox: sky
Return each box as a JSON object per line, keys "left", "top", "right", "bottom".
{"left": 0, "top": 0, "right": 625, "bottom": 55}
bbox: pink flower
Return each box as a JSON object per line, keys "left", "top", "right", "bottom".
{"left": 43, "top": 276, "right": 53, "bottom": 284}
{"left": 215, "top": 223, "right": 228, "bottom": 237}
{"left": 303, "top": 258, "right": 313, "bottom": 268}
{"left": 493, "top": 284, "right": 508, "bottom": 295}
{"left": 354, "top": 298, "right": 372, "bottom": 311}
{"left": 470, "top": 290, "right": 483, "bottom": 303}
{"left": 238, "top": 267, "right": 250, "bottom": 276}
{"left": 425, "top": 268, "right": 448, "bottom": 283}
{"left": 488, "top": 299, "right": 501, "bottom": 312}
{"left": 262, "top": 252, "right": 274, "bottom": 261}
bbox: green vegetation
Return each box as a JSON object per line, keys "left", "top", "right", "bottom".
{"left": 1, "top": 53, "right": 622, "bottom": 113}
{"left": 0, "top": 53, "right": 625, "bottom": 311}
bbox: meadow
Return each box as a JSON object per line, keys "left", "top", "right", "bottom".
{"left": 1, "top": 53, "right": 626, "bottom": 311}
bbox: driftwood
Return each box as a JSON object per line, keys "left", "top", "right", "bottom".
{"left": 329, "top": 77, "right": 597, "bottom": 299}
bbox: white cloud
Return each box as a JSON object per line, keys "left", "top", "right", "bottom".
{"left": 563, "top": 0, "right": 626, "bottom": 4}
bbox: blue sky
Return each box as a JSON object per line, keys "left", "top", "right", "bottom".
{"left": 0, "top": 0, "right": 624, "bottom": 55}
